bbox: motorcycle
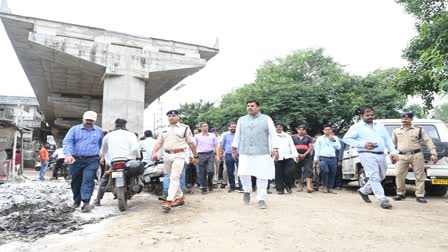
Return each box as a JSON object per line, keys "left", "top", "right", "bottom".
{"left": 109, "top": 157, "right": 145, "bottom": 211}
{"left": 142, "top": 160, "right": 165, "bottom": 196}
{"left": 57, "top": 162, "right": 71, "bottom": 180}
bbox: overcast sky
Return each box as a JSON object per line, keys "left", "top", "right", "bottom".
{"left": 0, "top": 0, "right": 419, "bottom": 129}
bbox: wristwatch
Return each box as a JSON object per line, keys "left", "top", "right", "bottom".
{"left": 194, "top": 156, "right": 199, "bottom": 159}
{"left": 331, "top": 139, "right": 336, "bottom": 142}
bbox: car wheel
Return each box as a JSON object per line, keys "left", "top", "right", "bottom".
{"left": 426, "top": 184, "right": 448, "bottom": 197}
{"left": 358, "top": 167, "right": 367, "bottom": 188}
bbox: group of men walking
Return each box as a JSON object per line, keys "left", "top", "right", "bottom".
{"left": 59, "top": 99, "right": 438, "bottom": 214}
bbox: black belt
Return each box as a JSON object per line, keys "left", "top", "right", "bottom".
{"left": 198, "top": 151, "right": 214, "bottom": 154}
{"left": 358, "top": 151, "right": 384, "bottom": 155}
{"left": 73, "top": 155, "right": 98, "bottom": 160}
{"left": 398, "top": 149, "right": 421, "bottom": 155}
{"left": 319, "top": 156, "right": 336, "bottom": 159}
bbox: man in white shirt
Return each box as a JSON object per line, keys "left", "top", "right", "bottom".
{"left": 313, "top": 125, "right": 341, "bottom": 193}
{"left": 94, "top": 118, "right": 140, "bottom": 206}
{"left": 139, "top": 130, "right": 157, "bottom": 164}
{"left": 272, "top": 122, "right": 298, "bottom": 194}
{"left": 51, "top": 147, "right": 66, "bottom": 180}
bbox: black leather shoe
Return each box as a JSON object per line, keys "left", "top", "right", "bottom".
{"left": 358, "top": 189, "right": 372, "bottom": 203}
{"left": 393, "top": 194, "right": 406, "bottom": 201}
{"left": 277, "top": 191, "right": 284, "bottom": 195}
{"left": 158, "top": 193, "right": 168, "bottom": 201}
{"left": 201, "top": 188, "right": 207, "bottom": 194}
{"left": 416, "top": 197, "right": 427, "bottom": 203}
{"left": 285, "top": 187, "right": 292, "bottom": 194}
{"left": 70, "top": 202, "right": 81, "bottom": 209}
{"left": 380, "top": 199, "right": 392, "bottom": 209}
{"left": 81, "top": 203, "right": 94, "bottom": 213}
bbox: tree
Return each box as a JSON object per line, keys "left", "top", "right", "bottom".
{"left": 178, "top": 100, "right": 215, "bottom": 130}
{"left": 359, "top": 69, "right": 407, "bottom": 119}
{"left": 215, "top": 49, "right": 406, "bottom": 135}
{"left": 433, "top": 103, "right": 448, "bottom": 122}
{"left": 178, "top": 49, "right": 409, "bottom": 135}
{"left": 402, "top": 103, "right": 427, "bottom": 118}
{"left": 396, "top": 0, "right": 448, "bottom": 109}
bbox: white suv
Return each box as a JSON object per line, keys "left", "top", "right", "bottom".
{"left": 341, "top": 119, "right": 448, "bottom": 196}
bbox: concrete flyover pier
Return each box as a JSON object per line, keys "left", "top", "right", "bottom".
{"left": 0, "top": 6, "right": 218, "bottom": 140}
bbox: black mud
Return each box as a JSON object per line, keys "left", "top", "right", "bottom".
{"left": 0, "top": 177, "right": 114, "bottom": 244}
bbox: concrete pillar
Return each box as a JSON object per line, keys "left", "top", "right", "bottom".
{"left": 102, "top": 75, "right": 145, "bottom": 135}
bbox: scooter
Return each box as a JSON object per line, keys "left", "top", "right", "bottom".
{"left": 109, "top": 157, "right": 145, "bottom": 211}
{"left": 142, "top": 160, "right": 165, "bottom": 196}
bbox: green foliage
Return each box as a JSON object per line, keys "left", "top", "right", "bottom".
{"left": 396, "top": 0, "right": 448, "bottom": 109}
{"left": 360, "top": 69, "right": 406, "bottom": 119}
{"left": 178, "top": 100, "right": 215, "bottom": 130}
{"left": 403, "top": 103, "right": 427, "bottom": 118}
{"left": 433, "top": 102, "right": 448, "bottom": 122}
{"left": 178, "top": 49, "right": 408, "bottom": 135}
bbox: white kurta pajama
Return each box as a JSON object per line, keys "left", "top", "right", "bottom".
{"left": 232, "top": 112, "right": 277, "bottom": 201}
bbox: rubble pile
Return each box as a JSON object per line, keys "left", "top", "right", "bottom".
{"left": 0, "top": 177, "right": 115, "bottom": 244}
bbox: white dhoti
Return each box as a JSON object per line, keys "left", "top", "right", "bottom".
{"left": 238, "top": 154, "right": 274, "bottom": 201}
{"left": 237, "top": 154, "right": 275, "bottom": 179}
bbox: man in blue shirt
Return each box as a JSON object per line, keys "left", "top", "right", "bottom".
{"left": 313, "top": 125, "right": 341, "bottom": 193}
{"left": 221, "top": 122, "right": 240, "bottom": 192}
{"left": 63, "top": 111, "right": 103, "bottom": 213}
{"left": 343, "top": 107, "right": 399, "bottom": 209}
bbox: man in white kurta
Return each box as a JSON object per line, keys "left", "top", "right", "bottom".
{"left": 232, "top": 100, "right": 277, "bottom": 209}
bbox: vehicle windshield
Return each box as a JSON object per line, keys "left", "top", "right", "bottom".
{"left": 384, "top": 124, "right": 440, "bottom": 140}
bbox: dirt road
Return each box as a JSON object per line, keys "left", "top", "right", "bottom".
{"left": 3, "top": 185, "right": 448, "bottom": 252}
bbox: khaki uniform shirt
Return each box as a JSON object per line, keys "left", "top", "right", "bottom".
{"left": 392, "top": 125, "right": 437, "bottom": 155}
{"left": 157, "top": 122, "right": 194, "bottom": 151}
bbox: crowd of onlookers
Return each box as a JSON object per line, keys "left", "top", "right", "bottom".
{"left": 145, "top": 122, "right": 345, "bottom": 200}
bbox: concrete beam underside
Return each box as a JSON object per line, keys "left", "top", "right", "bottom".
{"left": 0, "top": 12, "right": 218, "bottom": 140}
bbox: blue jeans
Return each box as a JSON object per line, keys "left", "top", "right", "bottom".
{"left": 319, "top": 157, "right": 337, "bottom": 188}
{"left": 225, "top": 153, "right": 238, "bottom": 189}
{"left": 163, "top": 164, "right": 186, "bottom": 193}
{"left": 69, "top": 157, "right": 100, "bottom": 204}
{"left": 39, "top": 161, "right": 49, "bottom": 181}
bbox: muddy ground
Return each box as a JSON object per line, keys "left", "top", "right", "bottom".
{"left": 1, "top": 175, "right": 447, "bottom": 252}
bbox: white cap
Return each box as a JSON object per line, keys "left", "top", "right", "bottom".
{"left": 83, "top": 111, "right": 97, "bottom": 121}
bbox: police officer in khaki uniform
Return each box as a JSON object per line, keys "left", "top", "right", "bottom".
{"left": 151, "top": 110, "right": 199, "bottom": 212}
{"left": 392, "top": 112, "right": 438, "bottom": 203}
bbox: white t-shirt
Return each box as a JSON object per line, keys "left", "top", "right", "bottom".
{"left": 139, "top": 137, "right": 157, "bottom": 163}
{"left": 100, "top": 129, "right": 140, "bottom": 165}
{"left": 53, "top": 148, "right": 65, "bottom": 160}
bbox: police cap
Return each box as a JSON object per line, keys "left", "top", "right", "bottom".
{"left": 400, "top": 112, "right": 414, "bottom": 118}
{"left": 166, "top": 110, "right": 179, "bottom": 116}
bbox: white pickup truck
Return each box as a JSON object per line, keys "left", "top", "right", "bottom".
{"left": 341, "top": 119, "right": 448, "bottom": 196}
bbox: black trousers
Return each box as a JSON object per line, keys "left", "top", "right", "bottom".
{"left": 275, "top": 158, "right": 296, "bottom": 192}
{"left": 52, "top": 158, "right": 65, "bottom": 178}
{"left": 184, "top": 163, "right": 196, "bottom": 188}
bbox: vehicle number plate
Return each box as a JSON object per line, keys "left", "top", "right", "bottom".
{"left": 431, "top": 178, "right": 448, "bottom": 185}
{"left": 112, "top": 172, "right": 123, "bottom": 178}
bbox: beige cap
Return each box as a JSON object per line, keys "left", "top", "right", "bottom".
{"left": 83, "top": 111, "right": 97, "bottom": 121}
